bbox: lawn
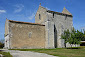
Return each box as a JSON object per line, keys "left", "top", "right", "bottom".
{"left": 0, "top": 51, "right": 12, "bottom": 57}
{"left": 10, "top": 47, "right": 85, "bottom": 57}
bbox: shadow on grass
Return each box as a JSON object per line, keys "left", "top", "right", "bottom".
{"left": 66, "top": 47, "right": 81, "bottom": 49}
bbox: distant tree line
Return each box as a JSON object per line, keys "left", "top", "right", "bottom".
{"left": 61, "top": 28, "right": 85, "bottom": 48}
{"left": 0, "top": 39, "right": 4, "bottom": 48}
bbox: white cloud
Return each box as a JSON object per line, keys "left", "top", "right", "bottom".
{"left": 0, "top": 10, "right": 6, "bottom": 14}
{"left": 28, "top": 13, "right": 35, "bottom": 20}
{"left": 14, "top": 4, "right": 24, "bottom": 13}
{"left": 28, "top": 10, "right": 37, "bottom": 20}
{"left": 81, "top": 26, "right": 85, "bottom": 30}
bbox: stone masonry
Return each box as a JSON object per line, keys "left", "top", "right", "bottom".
{"left": 4, "top": 4, "right": 79, "bottom": 49}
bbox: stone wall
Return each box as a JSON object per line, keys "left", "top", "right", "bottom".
{"left": 47, "top": 12, "right": 73, "bottom": 48}
{"left": 5, "top": 35, "right": 9, "bottom": 49}
{"left": 9, "top": 22, "right": 45, "bottom": 49}
{"left": 35, "top": 5, "right": 47, "bottom": 24}
{"left": 5, "top": 19, "right": 9, "bottom": 36}
{"left": 5, "top": 19, "right": 10, "bottom": 49}
{"left": 54, "top": 14, "right": 73, "bottom": 48}
{"left": 45, "top": 21, "right": 54, "bottom": 48}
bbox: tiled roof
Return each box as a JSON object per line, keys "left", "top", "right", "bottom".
{"left": 40, "top": 5, "right": 73, "bottom": 17}
{"left": 62, "top": 7, "right": 72, "bottom": 15}
{"left": 47, "top": 10, "right": 73, "bottom": 17}
{"left": 9, "top": 20, "right": 45, "bottom": 26}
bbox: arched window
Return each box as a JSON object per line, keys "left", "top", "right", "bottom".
{"left": 39, "top": 14, "right": 41, "bottom": 20}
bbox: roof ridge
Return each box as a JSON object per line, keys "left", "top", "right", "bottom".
{"left": 62, "top": 7, "right": 72, "bottom": 15}
{"left": 47, "top": 10, "right": 73, "bottom": 17}
{"left": 8, "top": 20, "right": 45, "bottom": 26}
{"left": 39, "top": 5, "right": 47, "bottom": 10}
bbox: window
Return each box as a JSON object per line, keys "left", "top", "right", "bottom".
{"left": 65, "top": 15, "right": 67, "bottom": 20}
{"left": 39, "top": 14, "right": 41, "bottom": 20}
{"left": 28, "top": 32, "right": 32, "bottom": 38}
{"left": 53, "top": 13, "right": 54, "bottom": 18}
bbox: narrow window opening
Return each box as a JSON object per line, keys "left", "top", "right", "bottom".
{"left": 39, "top": 14, "right": 41, "bottom": 20}
{"left": 29, "top": 32, "right": 32, "bottom": 38}
{"left": 65, "top": 15, "right": 67, "bottom": 20}
{"left": 53, "top": 13, "right": 54, "bottom": 18}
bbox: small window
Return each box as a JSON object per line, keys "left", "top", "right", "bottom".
{"left": 39, "top": 14, "right": 41, "bottom": 20}
{"left": 53, "top": 13, "right": 54, "bottom": 18}
{"left": 65, "top": 15, "right": 67, "bottom": 20}
{"left": 28, "top": 32, "right": 32, "bottom": 38}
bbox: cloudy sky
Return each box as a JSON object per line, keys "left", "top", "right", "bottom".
{"left": 0, "top": 0, "right": 85, "bottom": 40}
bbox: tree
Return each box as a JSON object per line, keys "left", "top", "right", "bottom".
{"left": 74, "top": 30, "right": 83, "bottom": 45}
{"left": 61, "top": 29, "right": 70, "bottom": 48}
{"left": 0, "top": 39, "right": 4, "bottom": 48}
{"left": 61, "top": 28, "right": 83, "bottom": 48}
{"left": 68, "top": 29, "right": 82, "bottom": 48}
{"left": 69, "top": 28, "right": 76, "bottom": 47}
{"left": 81, "top": 30, "right": 85, "bottom": 41}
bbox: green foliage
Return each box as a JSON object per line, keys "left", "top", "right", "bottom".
{"left": 0, "top": 42, "right": 4, "bottom": 48}
{"left": 68, "top": 28, "right": 81, "bottom": 46}
{"left": 0, "top": 52, "right": 12, "bottom": 57}
{"left": 0, "top": 39, "right": 4, "bottom": 48}
{"left": 61, "top": 27, "right": 84, "bottom": 48}
{"left": 61, "top": 29, "right": 70, "bottom": 43}
{"left": 81, "top": 30, "right": 85, "bottom": 41}
{"left": 61, "top": 29, "right": 70, "bottom": 47}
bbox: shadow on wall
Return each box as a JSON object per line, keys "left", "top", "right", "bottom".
{"left": 54, "top": 25, "right": 57, "bottom": 48}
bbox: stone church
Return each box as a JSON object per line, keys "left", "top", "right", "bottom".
{"left": 4, "top": 4, "right": 79, "bottom": 49}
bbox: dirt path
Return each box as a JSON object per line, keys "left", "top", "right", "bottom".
{"left": 1, "top": 49, "right": 58, "bottom": 57}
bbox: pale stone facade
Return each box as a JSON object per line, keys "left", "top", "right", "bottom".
{"left": 5, "top": 20, "right": 45, "bottom": 49}
{"left": 5, "top": 4, "right": 79, "bottom": 49}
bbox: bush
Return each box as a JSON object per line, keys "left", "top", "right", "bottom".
{"left": 0, "top": 42, "right": 4, "bottom": 48}
{"left": 0, "top": 52, "right": 12, "bottom": 57}
{"left": 0, "top": 39, "right": 4, "bottom": 48}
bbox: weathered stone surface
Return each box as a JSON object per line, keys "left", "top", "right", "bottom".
{"left": 45, "top": 21, "right": 54, "bottom": 48}
{"left": 5, "top": 20, "right": 45, "bottom": 49}
{"left": 5, "top": 5, "right": 79, "bottom": 49}
{"left": 35, "top": 5, "right": 74, "bottom": 48}
{"left": 35, "top": 5, "right": 47, "bottom": 24}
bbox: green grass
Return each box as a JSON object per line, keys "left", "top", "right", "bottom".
{"left": 80, "top": 46, "right": 85, "bottom": 48}
{"left": 9, "top": 47, "right": 85, "bottom": 57}
{"left": 0, "top": 51, "right": 12, "bottom": 57}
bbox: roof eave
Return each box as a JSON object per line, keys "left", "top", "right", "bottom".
{"left": 8, "top": 20, "right": 45, "bottom": 26}
{"left": 47, "top": 10, "right": 73, "bottom": 17}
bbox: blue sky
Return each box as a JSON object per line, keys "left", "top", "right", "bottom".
{"left": 0, "top": 0, "right": 85, "bottom": 40}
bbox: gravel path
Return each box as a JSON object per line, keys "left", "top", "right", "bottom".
{"left": 1, "top": 49, "right": 58, "bottom": 57}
